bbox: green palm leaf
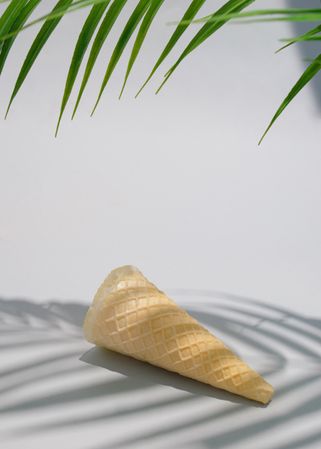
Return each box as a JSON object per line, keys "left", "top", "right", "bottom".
{"left": 156, "top": 0, "right": 255, "bottom": 94}
{"left": 299, "top": 36, "right": 321, "bottom": 41}
{"left": 277, "top": 24, "right": 321, "bottom": 53}
{"left": 6, "top": 0, "right": 73, "bottom": 117}
{"left": 0, "top": 0, "right": 41, "bottom": 74}
{"left": 71, "top": 0, "right": 128, "bottom": 119}
{"left": 136, "top": 0, "right": 206, "bottom": 97}
{"left": 55, "top": 0, "right": 110, "bottom": 135}
{"left": 191, "top": 8, "right": 321, "bottom": 24}
{"left": 0, "top": 0, "right": 27, "bottom": 35}
{"left": 0, "top": 0, "right": 321, "bottom": 140}
{"left": 0, "top": 0, "right": 115, "bottom": 42}
{"left": 119, "top": 0, "right": 165, "bottom": 99}
{"left": 259, "top": 54, "right": 321, "bottom": 144}
{"left": 91, "top": 0, "right": 150, "bottom": 114}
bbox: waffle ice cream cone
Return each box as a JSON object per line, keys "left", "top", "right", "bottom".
{"left": 84, "top": 266, "right": 273, "bottom": 404}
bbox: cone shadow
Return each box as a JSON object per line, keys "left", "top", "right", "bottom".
{"left": 80, "top": 347, "right": 263, "bottom": 407}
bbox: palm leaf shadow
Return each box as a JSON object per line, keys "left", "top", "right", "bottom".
{"left": 272, "top": 428, "right": 321, "bottom": 449}
{"left": 91, "top": 373, "right": 321, "bottom": 449}
{"left": 0, "top": 298, "right": 89, "bottom": 409}
{"left": 88, "top": 291, "right": 321, "bottom": 449}
{"left": 1, "top": 291, "right": 321, "bottom": 448}
{"left": 203, "top": 380, "right": 321, "bottom": 449}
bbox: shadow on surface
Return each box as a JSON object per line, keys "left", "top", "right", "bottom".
{"left": 0, "top": 298, "right": 86, "bottom": 329}
{"left": 272, "top": 428, "right": 321, "bottom": 449}
{"left": 81, "top": 347, "right": 256, "bottom": 405}
{"left": 90, "top": 373, "right": 321, "bottom": 449}
{"left": 203, "top": 385, "right": 321, "bottom": 449}
{"left": 1, "top": 292, "right": 321, "bottom": 449}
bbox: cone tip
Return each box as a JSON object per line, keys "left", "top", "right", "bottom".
{"left": 261, "top": 381, "right": 274, "bottom": 405}
{"left": 252, "top": 378, "right": 274, "bottom": 405}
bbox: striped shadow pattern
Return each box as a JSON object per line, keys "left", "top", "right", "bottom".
{"left": 0, "top": 291, "right": 320, "bottom": 449}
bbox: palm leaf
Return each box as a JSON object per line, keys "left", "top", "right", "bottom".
{"left": 187, "top": 6, "right": 321, "bottom": 142}
{"left": 0, "top": 0, "right": 27, "bottom": 34}
{"left": 71, "top": 0, "right": 128, "bottom": 119}
{"left": 0, "top": 0, "right": 114, "bottom": 42}
{"left": 298, "top": 35, "right": 321, "bottom": 41}
{"left": 136, "top": 0, "right": 206, "bottom": 97}
{"left": 0, "top": 0, "right": 28, "bottom": 52}
{"left": 6, "top": 0, "right": 73, "bottom": 117}
{"left": 277, "top": 24, "right": 321, "bottom": 53}
{"left": 0, "top": 0, "right": 42, "bottom": 74}
{"left": 91, "top": 0, "right": 150, "bottom": 114}
{"left": 258, "top": 54, "right": 321, "bottom": 144}
{"left": 119, "top": 0, "right": 165, "bottom": 99}
{"left": 55, "top": 0, "right": 110, "bottom": 135}
{"left": 0, "top": 0, "right": 321, "bottom": 140}
{"left": 156, "top": 0, "right": 255, "bottom": 94}
{"left": 191, "top": 9, "right": 321, "bottom": 25}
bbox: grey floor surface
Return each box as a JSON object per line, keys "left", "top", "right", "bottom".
{"left": 1, "top": 291, "right": 321, "bottom": 449}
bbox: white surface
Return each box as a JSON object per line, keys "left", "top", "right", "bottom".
{"left": 1, "top": 291, "right": 321, "bottom": 449}
{"left": 0, "top": 0, "right": 321, "bottom": 315}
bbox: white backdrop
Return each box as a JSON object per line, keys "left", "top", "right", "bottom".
{"left": 1, "top": 0, "right": 321, "bottom": 315}
{"left": 1, "top": 3, "right": 321, "bottom": 448}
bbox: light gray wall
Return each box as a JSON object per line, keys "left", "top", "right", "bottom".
{"left": 1, "top": 0, "right": 321, "bottom": 314}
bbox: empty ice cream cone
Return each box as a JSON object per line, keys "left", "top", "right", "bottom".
{"left": 83, "top": 266, "right": 274, "bottom": 404}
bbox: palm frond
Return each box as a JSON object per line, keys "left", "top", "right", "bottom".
{"left": 71, "top": 0, "right": 128, "bottom": 119}
{"left": 119, "top": 0, "right": 165, "bottom": 99}
{"left": 5, "top": 0, "right": 74, "bottom": 117}
{"left": 0, "top": 0, "right": 42, "bottom": 74}
{"left": 0, "top": 0, "right": 28, "bottom": 38}
{"left": 0, "top": 0, "right": 110, "bottom": 41}
{"left": 277, "top": 24, "right": 321, "bottom": 53}
{"left": 258, "top": 53, "right": 321, "bottom": 145}
{"left": 55, "top": 1, "right": 110, "bottom": 135}
{"left": 0, "top": 1, "right": 321, "bottom": 141}
{"left": 136, "top": 0, "right": 207, "bottom": 97}
{"left": 156, "top": 0, "right": 255, "bottom": 93}
{"left": 184, "top": 6, "right": 321, "bottom": 142}
{"left": 189, "top": 8, "right": 321, "bottom": 24}
{"left": 91, "top": 0, "right": 150, "bottom": 115}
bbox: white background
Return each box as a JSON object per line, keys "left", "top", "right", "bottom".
{"left": 1, "top": 0, "right": 321, "bottom": 315}
{"left": 1, "top": 3, "right": 321, "bottom": 447}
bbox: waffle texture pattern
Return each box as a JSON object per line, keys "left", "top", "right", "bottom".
{"left": 83, "top": 266, "right": 273, "bottom": 404}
